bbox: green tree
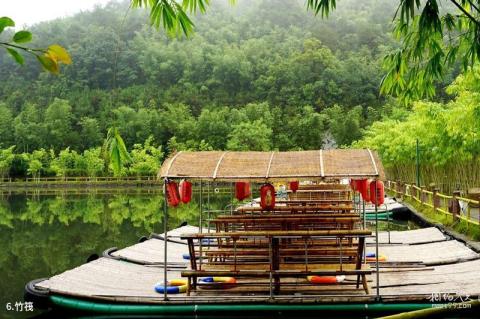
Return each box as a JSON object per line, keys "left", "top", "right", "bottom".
{"left": 324, "top": 105, "right": 363, "bottom": 146}
{"left": 83, "top": 148, "right": 104, "bottom": 177}
{"left": 0, "top": 103, "right": 14, "bottom": 147}
{"left": 132, "top": 0, "right": 480, "bottom": 103}
{"left": 291, "top": 105, "right": 327, "bottom": 150}
{"left": 50, "top": 148, "right": 78, "bottom": 178}
{"left": 13, "top": 104, "right": 45, "bottom": 152}
{"left": 79, "top": 118, "right": 102, "bottom": 150}
{"left": 27, "top": 149, "right": 50, "bottom": 180}
{"left": 0, "top": 146, "right": 15, "bottom": 179}
{"left": 227, "top": 120, "right": 272, "bottom": 151}
{"left": 45, "top": 98, "right": 74, "bottom": 151}
{"left": 103, "top": 127, "right": 131, "bottom": 176}
{"left": 197, "top": 108, "right": 232, "bottom": 149}
{"left": 129, "top": 136, "right": 164, "bottom": 176}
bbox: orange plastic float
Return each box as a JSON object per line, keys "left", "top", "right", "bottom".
{"left": 366, "top": 253, "right": 387, "bottom": 262}
{"left": 307, "top": 275, "right": 345, "bottom": 284}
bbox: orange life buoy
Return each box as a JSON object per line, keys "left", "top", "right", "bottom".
{"left": 366, "top": 253, "right": 387, "bottom": 262}
{"left": 307, "top": 275, "right": 345, "bottom": 284}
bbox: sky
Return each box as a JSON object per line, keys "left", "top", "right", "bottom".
{"left": 2, "top": 0, "right": 113, "bottom": 27}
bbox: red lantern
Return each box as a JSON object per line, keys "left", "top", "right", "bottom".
{"left": 244, "top": 182, "right": 251, "bottom": 199}
{"left": 235, "top": 182, "right": 251, "bottom": 201}
{"left": 289, "top": 181, "right": 299, "bottom": 193}
{"left": 369, "top": 180, "right": 385, "bottom": 206}
{"left": 349, "top": 179, "right": 357, "bottom": 192}
{"left": 179, "top": 180, "right": 192, "bottom": 204}
{"left": 260, "top": 183, "right": 276, "bottom": 210}
{"left": 356, "top": 179, "right": 370, "bottom": 202}
{"left": 166, "top": 181, "right": 180, "bottom": 207}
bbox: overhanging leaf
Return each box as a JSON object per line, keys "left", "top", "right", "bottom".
{"left": 47, "top": 44, "right": 72, "bottom": 64}
{"left": 36, "top": 54, "right": 59, "bottom": 74}
{"left": 5, "top": 48, "right": 24, "bottom": 65}
{"left": 0, "top": 17, "right": 15, "bottom": 34}
{"left": 13, "top": 30, "right": 32, "bottom": 43}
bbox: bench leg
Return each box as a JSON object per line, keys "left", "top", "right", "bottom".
{"left": 356, "top": 274, "right": 360, "bottom": 288}
{"left": 192, "top": 276, "right": 197, "bottom": 290}
{"left": 187, "top": 277, "right": 191, "bottom": 296}
{"left": 362, "top": 274, "right": 370, "bottom": 295}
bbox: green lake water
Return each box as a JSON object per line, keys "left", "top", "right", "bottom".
{"left": 0, "top": 188, "right": 231, "bottom": 318}
{"left": 0, "top": 188, "right": 472, "bottom": 319}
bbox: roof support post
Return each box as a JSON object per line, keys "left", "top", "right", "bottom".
{"left": 199, "top": 180, "right": 203, "bottom": 233}
{"left": 162, "top": 178, "right": 169, "bottom": 301}
{"left": 374, "top": 178, "right": 380, "bottom": 300}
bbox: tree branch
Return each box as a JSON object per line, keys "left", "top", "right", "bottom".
{"left": 0, "top": 42, "right": 44, "bottom": 53}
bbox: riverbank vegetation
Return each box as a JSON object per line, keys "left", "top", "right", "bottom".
{"left": 355, "top": 67, "right": 480, "bottom": 193}
{"left": 402, "top": 197, "right": 480, "bottom": 241}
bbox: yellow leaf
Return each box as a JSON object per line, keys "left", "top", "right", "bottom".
{"left": 37, "top": 54, "right": 59, "bottom": 74}
{"left": 47, "top": 44, "right": 72, "bottom": 64}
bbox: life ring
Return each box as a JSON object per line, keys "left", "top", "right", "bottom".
{"left": 366, "top": 252, "right": 387, "bottom": 262}
{"left": 307, "top": 275, "right": 345, "bottom": 284}
{"left": 182, "top": 253, "right": 196, "bottom": 260}
{"left": 198, "top": 277, "right": 237, "bottom": 289}
{"left": 154, "top": 279, "right": 188, "bottom": 294}
{"left": 200, "top": 276, "right": 237, "bottom": 284}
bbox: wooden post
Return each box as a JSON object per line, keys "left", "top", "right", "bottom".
{"left": 163, "top": 179, "right": 169, "bottom": 301}
{"left": 395, "top": 180, "right": 401, "bottom": 197}
{"left": 449, "top": 190, "right": 461, "bottom": 222}
{"left": 420, "top": 186, "right": 426, "bottom": 204}
{"left": 271, "top": 237, "right": 280, "bottom": 294}
{"left": 433, "top": 188, "right": 440, "bottom": 212}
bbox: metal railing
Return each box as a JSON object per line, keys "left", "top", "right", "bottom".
{"left": 385, "top": 180, "right": 480, "bottom": 226}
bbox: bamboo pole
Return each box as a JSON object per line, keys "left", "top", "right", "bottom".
{"left": 163, "top": 178, "right": 168, "bottom": 301}
{"left": 376, "top": 300, "right": 479, "bottom": 319}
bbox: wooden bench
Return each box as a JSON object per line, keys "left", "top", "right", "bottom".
{"left": 181, "top": 230, "right": 371, "bottom": 295}
{"left": 277, "top": 199, "right": 354, "bottom": 206}
{"left": 294, "top": 184, "right": 350, "bottom": 190}
{"left": 216, "top": 213, "right": 360, "bottom": 219}
{"left": 204, "top": 246, "right": 359, "bottom": 264}
{"left": 211, "top": 216, "right": 360, "bottom": 232}
{"left": 235, "top": 204, "right": 354, "bottom": 214}
{"left": 288, "top": 189, "right": 352, "bottom": 201}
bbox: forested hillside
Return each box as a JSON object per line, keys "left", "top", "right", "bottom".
{"left": 1, "top": 0, "right": 468, "bottom": 180}
{"left": 0, "top": 0, "right": 397, "bottom": 154}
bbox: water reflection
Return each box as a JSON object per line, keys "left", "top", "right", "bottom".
{"left": 0, "top": 189, "right": 230, "bottom": 319}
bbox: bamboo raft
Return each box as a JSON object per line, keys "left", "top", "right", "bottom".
{"left": 25, "top": 150, "right": 480, "bottom": 316}
{"left": 33, "top": 225, "right": 480, "bottom": 301}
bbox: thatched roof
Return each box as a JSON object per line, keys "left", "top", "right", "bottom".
{"left": 159, "top": 149, "right": 385, "bottom": 181}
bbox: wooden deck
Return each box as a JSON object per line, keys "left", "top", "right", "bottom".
{"left": 35, "top": 226, "right": 480, "bottom": 304}
{"left": 367, "top": 227, "right": 447, "bottom": 245}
